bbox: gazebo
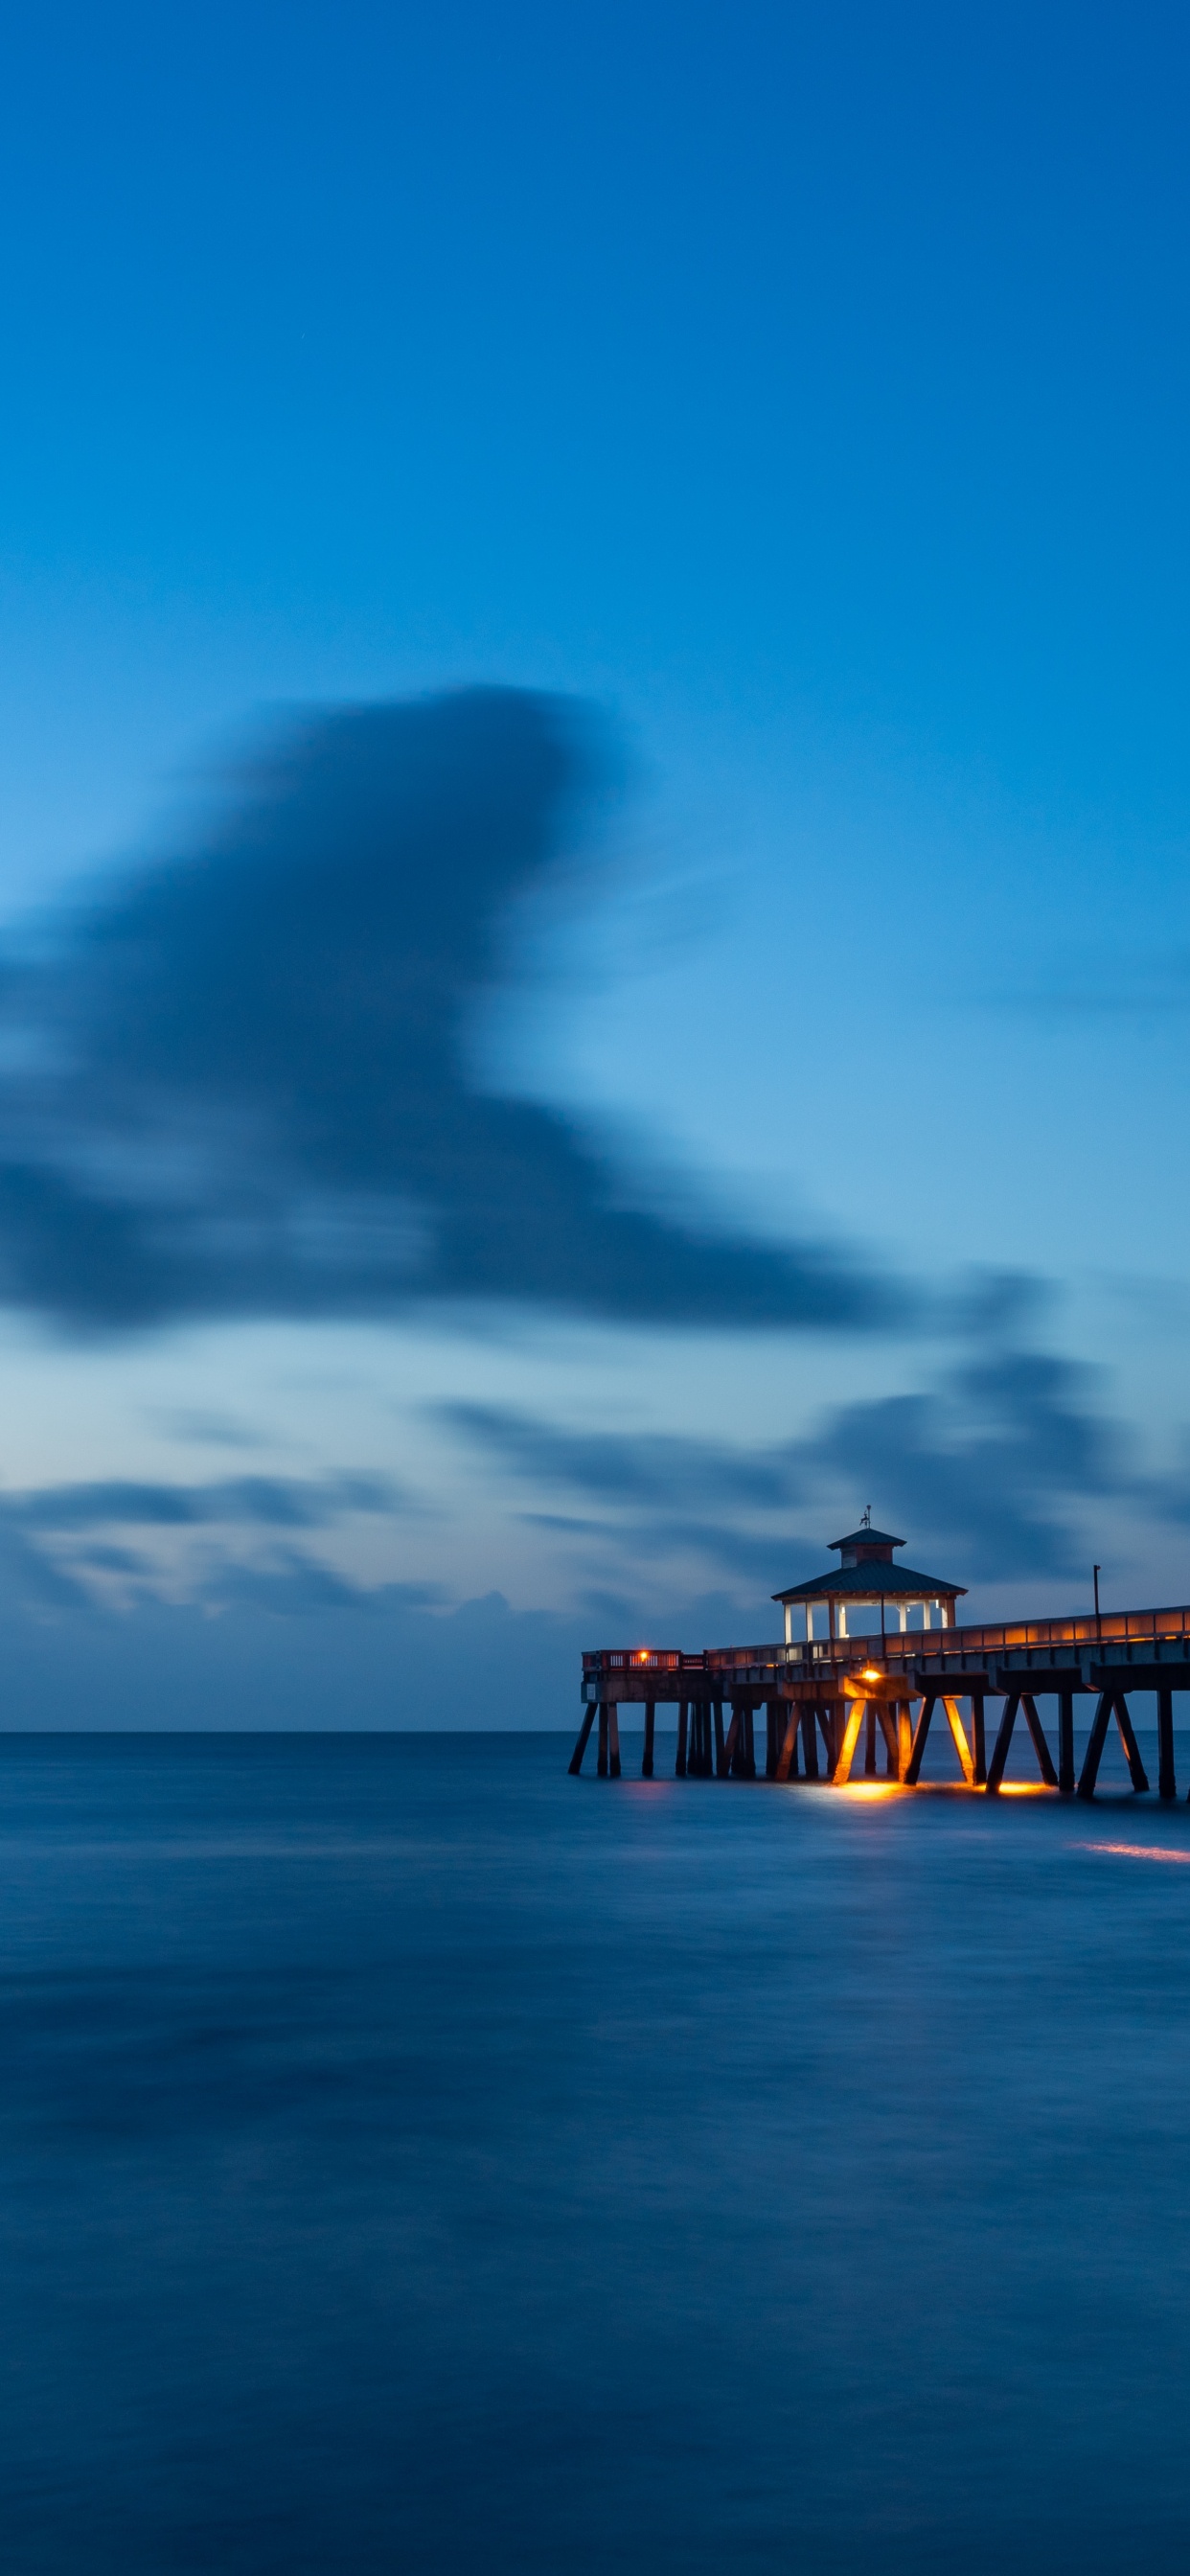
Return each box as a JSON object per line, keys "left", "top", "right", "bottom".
{"left": 773, "top": 1514, "right": 967, "bottom": 1644}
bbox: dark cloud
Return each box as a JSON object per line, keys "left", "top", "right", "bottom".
{"left": 798, "top": 1350, "right": 1131, "bottom": 1580}
{"left": 0, "top": 687, "right": 901, "bottom": 1335}
{"left": 442, "top": 1347, "right": 1143, "bottom": 1592}
{"left": 442, "top": 1401, "right": 802, "bottom": 1511}
{"left": 0, "top": 1520, "right": 97, "bottom": 1613}
{"left": 1, "top": 1471, "right": 405, "bottom": 1532}
{"left": 199, "top": 1553, "right": 434, "bottom": 1619}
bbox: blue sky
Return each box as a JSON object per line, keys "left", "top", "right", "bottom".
{"left": 0, "top": 0, "right": 1187, "bottom": 1719}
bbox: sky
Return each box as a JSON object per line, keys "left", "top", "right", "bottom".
{"left": 0, "top": 0, "right": 1188, "bottom": 1723}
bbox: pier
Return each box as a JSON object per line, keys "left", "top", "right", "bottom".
{"left": 569, "top": 1521, "right": 1190, "bottom": 1800}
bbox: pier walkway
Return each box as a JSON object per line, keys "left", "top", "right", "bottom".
{"left": 571, "top": 1601, "right": 1190, "bottom": 1800}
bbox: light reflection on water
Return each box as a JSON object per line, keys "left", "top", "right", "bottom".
{"left": 1083, "top": 1840, "right": 1190, "bottom": 1862}
{"left": 2, "top": 1729, "right": 1190, "bottom": 2576}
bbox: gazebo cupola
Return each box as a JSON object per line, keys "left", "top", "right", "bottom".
{"left": 772, "top": 1512, "right": 967, "bottom": 1644}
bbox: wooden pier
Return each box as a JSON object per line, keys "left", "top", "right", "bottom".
{"left": 569, "top": 1525, "right": 1190, "bottom": 1800}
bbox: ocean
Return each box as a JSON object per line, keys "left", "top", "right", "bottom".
{"left": 3, "top": 1727, "right": 1190, "bottom": 2574}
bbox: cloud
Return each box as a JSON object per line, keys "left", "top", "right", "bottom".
{"left": 0, "top": 1471, "right": 405, "bottom": 1531}
{"left": 798, "top": 1350, "right": 1132, "bottom": 1579}
{"left": 441, "top": 1346, "right": 1144, "bottom": 1592}
{"left": 197, "top": 1554, "right": 436, "bottom": 1619}
{"left": 0, "top": 687, "right": 903, "bottom": 1336}
{"left": 441, "top": 1401, "right": 802, "bottom": 1510}
{"left": 0, "top": 1463, "right": 442, "bottom": 1638}
{"left": 152, "top": 1408, "right": 269, "bottom": 1450}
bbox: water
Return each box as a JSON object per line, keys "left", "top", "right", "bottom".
{"left": 4, "top": 1731, "right": 1190, "bottom": 2575}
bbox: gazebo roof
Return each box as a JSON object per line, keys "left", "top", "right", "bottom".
{"left": 829, "top": 1525, "right": 905, "bottom": 1554}
{"left": 772, "top": 1561, "right": 967, "bottom": 1606}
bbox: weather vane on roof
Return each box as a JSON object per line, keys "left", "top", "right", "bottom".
{"left": 861, "top": 1505, "right": 872, "bottom": 1528}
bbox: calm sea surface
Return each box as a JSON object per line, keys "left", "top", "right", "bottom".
{"left": 3, "top": 1729, "right": 1190, "bottom": 2574}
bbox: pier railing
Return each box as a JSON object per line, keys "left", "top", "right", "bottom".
{"left": 584, "top": 1602, "right": 1190, "bottom": 1691}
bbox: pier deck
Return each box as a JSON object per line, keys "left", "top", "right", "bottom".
{"left": 572, "top": 1603, "right": 1190, "bottom": 1800}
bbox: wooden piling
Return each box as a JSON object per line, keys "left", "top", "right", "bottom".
{"left": 692, "top": 1700, "right": 712, "bottom": 1778}
{"left": 607, "top": 1703, "right": 622, "bottom": 1779}
{"left": 1157, "top": 1688, "right": 1176, "bottom": 1801}
{"left": 713, "top": 1700, "right": 727, "bottom": 1778}
{"left": 1058, "top": 1691, "right": 1075, "bottom": 1796}
{"left": 876, "top": 1702, "right": 900, "bottom": 1775}
{"left": 897, "top": 1701, "right": 914, "bottom": 1779}
{"left": 1077, "top": 1690, "right": 1113, "bottom": 1799}
{"left": 942, "top": 1694, "right": 975, "bottom": 1786}
{"left": 801, "top": 1705, "right": 820, "bottom": 1780}
{"left": 675, "top": 1701, "right": 689, "bottom": 1777}
{"left": 1020, "top": 1693, "right": 1059, "bottom": 1787}
{"left": 690, "top": 1700, "right": 710, "bottom": 1782}
{"left": 1111, "top": 1693, "right": 1150, "bottom": 1793}
{"left": 642, "top": 1700, "right": 655, "bottom": 1779}
{"left": 776, "top": 1704, "right": 800, "bottom": 1782}
{"left": 833, "top": 1696, "right": 867, "bottom": 1784}
{"left": 568, "top": 1701, "right": 597, "bottom": 1776}
{"left": 597, "top": 1701, "right": 609, "bottom": 1777}
{"left": 985, "top": 1691, "right": 1020, "bottom": 1795}
{"left": 904, "top": 1694, "right": 936, "bottom": 1785}
{"left": 863, "top": 1704, "right": 878, "bottom": 1776}
{"left": 971, "top": 1696, "right": 987, "bottom": 1786}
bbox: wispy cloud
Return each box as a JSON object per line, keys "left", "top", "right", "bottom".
{"left": 441, "top": 1345, "right": 1147, "bottom": 1592}
{"left": 0, "top": 1471, "right": 405, "bottom": 1531}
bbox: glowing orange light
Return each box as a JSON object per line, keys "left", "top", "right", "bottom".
{"left": 861, "top": 1666, "right": 883, "bottom": 1680}
{"left": 838, "top": 1782, "right": 904, "bottom": 1800}
{"left": 635, "top": 1650, "right": 651, "bottom": 1663}
{"left": 995, "top": 1782, "right": 1053, "bottom": 1796}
